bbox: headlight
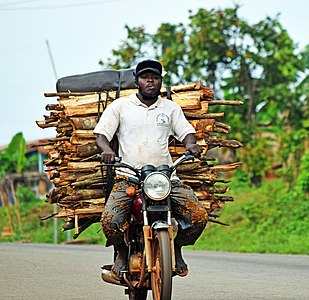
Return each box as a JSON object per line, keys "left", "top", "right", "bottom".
{"left": 143, "top": 172, "right": 171, "bottom": 201}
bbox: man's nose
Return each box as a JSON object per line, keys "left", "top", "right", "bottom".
{"left": 146, "top": 75, "right": 155, "bottom": 81}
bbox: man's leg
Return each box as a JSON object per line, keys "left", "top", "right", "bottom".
{"left": 101, "top": 179, "right": 133, "bottom": 278}
{"left": 171, "top": 181, "right": 208, "bottom": 276}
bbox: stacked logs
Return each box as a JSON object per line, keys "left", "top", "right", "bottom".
{"left": 36, "top": 82, "right": 242, "bottom": 237}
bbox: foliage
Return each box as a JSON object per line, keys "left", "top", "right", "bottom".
{"left": 16, "top": 186, "right": 38, "bottom": 204}
{"left": 0, "top": 132, "right": 28, "bottom": 177}
{"left": 190, "top": 177, "right": 309, "bottom": 254}
{"left": 2, "top": 176, "right": 308, "bottom": 255}
{"left": 0, "top": 194, "right": 104, "bottom": 244}
{"left": 277, "top": 129, "right": 308, "bottom": 186}
{"left": 100, "top": 5, "right": 308, "bottom": 187}
{"left": 298, "top": 150, "right": 309, "bottom": 193}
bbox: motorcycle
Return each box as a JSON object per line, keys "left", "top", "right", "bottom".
{"left": 97, "top": 151, "right": 195, "bottom": 300}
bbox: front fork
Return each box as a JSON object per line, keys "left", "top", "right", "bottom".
{"left": 143, "top": 224, "right": 175, "bottom": 273}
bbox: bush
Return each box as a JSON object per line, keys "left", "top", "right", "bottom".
{"left": 15, "top": 186, "right": 39, "bottom": 204}
{"left": 298, "top": 150, "right": 309, "bottom": 193}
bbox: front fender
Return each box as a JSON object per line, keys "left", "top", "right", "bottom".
{"left": 152, "top": 220, "right": 169, "bottom": 230}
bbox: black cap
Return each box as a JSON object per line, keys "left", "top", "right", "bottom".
{"left": 135, "top": 59, "right": 163, "bottom": 77}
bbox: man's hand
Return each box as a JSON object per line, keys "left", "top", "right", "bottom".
{"left": 182, "top": 133, "right": 203, "bottom": 158}
{"left": 96, "top": 134, "right": 115, "bottom": 163}
{"left": 186, "top": 143, "right": 203, "bottom": 158}
{"left": 101, "top": 150, "right": 115, "bottom": 164}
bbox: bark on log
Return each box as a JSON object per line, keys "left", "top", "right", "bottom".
{"left": 184, "top": 112, "right": 224, "bottom": 119}
{"left": 208, "top": 100, "right": 243, "bottom": 106}
{"left": 70, "top": 116, "right": 98, "bottom": 130}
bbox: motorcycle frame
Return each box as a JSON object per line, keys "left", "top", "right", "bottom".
{"left": 124, "top": 192, "right": 176, "bottom": 291}
{"left": 99, "top": 151, "right": 194, "bottom": 293}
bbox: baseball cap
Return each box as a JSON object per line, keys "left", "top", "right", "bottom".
{"left": 135, "top": 59, "right": 163, "bottom": 77}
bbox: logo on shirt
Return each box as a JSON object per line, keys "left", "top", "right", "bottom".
{"left": 156, "top": 113, "right": 170, "bottom": 127}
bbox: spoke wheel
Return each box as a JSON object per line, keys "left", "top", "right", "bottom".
{"left": 151, "top": 230, "right": 172, "bottom": 300}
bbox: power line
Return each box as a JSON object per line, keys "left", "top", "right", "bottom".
{"left": 0, "top": 0, "right": 43, "bottom": 7}
{"left": 0, "top": 0, "right": 127, "bottom": 10}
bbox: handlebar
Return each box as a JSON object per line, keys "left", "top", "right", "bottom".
{"left": 95, "top": 155, "right": 141, "bottom": 178}
{"left": 95, "top": 150, "right": 195, "bottom": 178}
{"left": 170, "top": 151, "right": 195, "bottom": 173}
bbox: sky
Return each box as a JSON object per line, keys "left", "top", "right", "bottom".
{"left": 0, "top": 0, "right": 308, "bottom": 147}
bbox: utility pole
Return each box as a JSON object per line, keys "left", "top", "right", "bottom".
{"left": 45, "top": 39, "right": 58, "bottom": 80}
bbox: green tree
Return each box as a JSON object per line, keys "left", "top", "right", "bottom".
{"left": 100, "top": 6, "right": 308, "bottom": 185}
{"left": 0, "top": 132, "right": 28, "bottom": 177}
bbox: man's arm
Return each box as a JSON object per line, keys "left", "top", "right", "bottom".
{"left": 96, "top": 134, "right": 115, "bottom": 163}
{"left": 182, "top": 133, "right": 203, "bottom": 158}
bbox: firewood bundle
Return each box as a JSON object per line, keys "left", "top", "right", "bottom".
{"left": 36, "top": 82, "right": 242, "bottom": 237}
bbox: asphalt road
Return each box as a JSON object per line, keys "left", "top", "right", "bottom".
{"left": 0, "top": 243, "right": 308, "bottom": 300}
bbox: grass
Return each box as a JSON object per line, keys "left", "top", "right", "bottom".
{"left": 189, "top": 178, "right": 309, "bottom": 254}
{"left": 1, "top": 178, "right": 308, "bottom": 254}
{"left": 0, "top": 196, "right": 105, "bottom": 244}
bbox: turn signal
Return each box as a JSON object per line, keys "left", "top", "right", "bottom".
{"left": 125, "top": 185, "right": 136, "bottom": 197}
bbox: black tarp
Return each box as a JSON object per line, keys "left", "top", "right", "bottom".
{"left": 56, "top": 68, "right": 136, "bottom": 93}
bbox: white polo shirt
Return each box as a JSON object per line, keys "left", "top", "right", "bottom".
{"left": 94, "top": 93, "right": 195, "bottom": 170}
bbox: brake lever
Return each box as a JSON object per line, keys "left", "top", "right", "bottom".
{"left": 184, "top": 151, "right": 195, "bottom": 162}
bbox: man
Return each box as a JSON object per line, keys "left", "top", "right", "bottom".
{"left": 94, "top": 59, "right": 208, "bottom": 279}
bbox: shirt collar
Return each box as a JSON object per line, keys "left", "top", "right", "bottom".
{"left": 129, "top": 93, "right": 165, "bottom": 108}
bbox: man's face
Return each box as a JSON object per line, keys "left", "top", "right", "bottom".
{"left": 137, "top": 72, "right": 162, "bottom": 99}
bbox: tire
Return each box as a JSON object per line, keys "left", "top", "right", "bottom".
{"left": 128, "top": 289, "right": 148, "bottom": 300}
{"left": 151, "top": 230, "right": 172, "bottom": 300}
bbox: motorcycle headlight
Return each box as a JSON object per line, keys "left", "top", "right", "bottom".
{"left": 143, "top": 172, "right": 171, "bottom": 201}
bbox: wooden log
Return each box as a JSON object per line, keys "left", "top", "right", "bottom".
{"left": 47, "top": 137, "right": 70, "bottom": 142}
{"left": 161, "top": 82, "right": 203, "bottom": 94}
{"left": 57, "top": 93, "right": 106, "bottom": 106}
{"left": 213, "top": 127, "right": 229, "bottom": 134}
{"left": 172, "top": 96, "right": 202, "bottom": 110}
{"left": 64, "top": 104, "right": 99, "bottom": 117}
{"left": 208, "top": 100, "right": 243, "bottom": 106}
{"left": 185, "top": 101, "right": 209, "bottom": 115}
{"left": 190, "top": 119, "right": 215, "bottom": 132}
{"left": 71, "top": 178, "right": 103, "bottom": 188}
{"left": 178, "top": 173, "right": 218, "bottom": 181}
{"left": 75, "top": 142, "right": 99, "bottom": 157}
{"left": 36, "top": 120, "right": 58, "bottom": 129}
{"left": 184, "top": 112, "right": 224, "bottom": 119}
{"left": 74, "top": 170, "right": 102, "bottom": 182}
{"left": 61, "top": 189, "right": 105, "bottom": 202}
{"left": 203, "top": 136, "right": 243, "bottom": 148}
{"left": 70, "top": 135, "right": 96, "bottom": 145}
{"left": 215, "top": 121, "right": 231, "bottom": 130}
{"left": 45, "top": 103, "right": 61, "bottom": 110}
{"left": 71, "top": 130, "right": 96, "bottom": 139}
{"left": 59, "top": 170, "right": 97, "bottom": 182}
{"left": 208, "top": 185, "right": 230, "bottom": 194}
{"left": 45, "top": 91, "right": 98, "bottom": 97}
{"left": 70, "top": 116, "right": 98, "bottom": 130}
{"left": 174, "top": 162, "right": 202, "bottom": 172}
{"left": 209, "top": 162, "right": 241, "bottom": 172}
{"left": 66, "top": 160, "right": 98, "bottom": 170}
{"left": 208, "top": 218, "right": 229, "bottom": 226}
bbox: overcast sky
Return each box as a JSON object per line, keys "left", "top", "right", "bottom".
{"left": 0, "top": 0, "right": 308, "bottom": 147}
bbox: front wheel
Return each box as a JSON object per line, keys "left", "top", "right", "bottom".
{"left": 128, "top": 289, "right": 148, "bottom": 300}
{"left": 151, "top": 230, "right": 172, "bottom": 300}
